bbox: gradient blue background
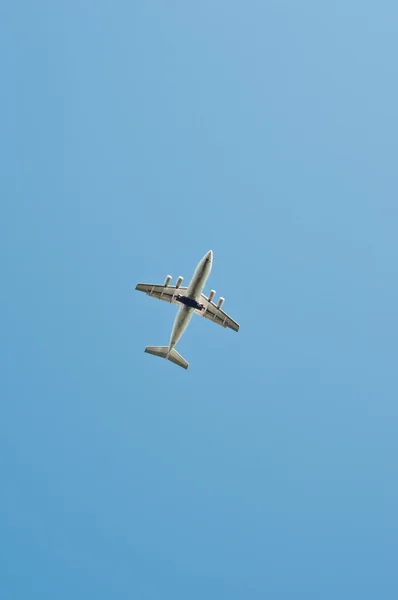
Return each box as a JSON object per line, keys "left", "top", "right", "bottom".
{"left": 1, "top": 2, "right": 397, "bottom": 598}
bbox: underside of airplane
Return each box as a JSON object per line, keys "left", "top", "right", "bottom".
{"left": 136, "top": 250, "right": 239, "bottom": 369}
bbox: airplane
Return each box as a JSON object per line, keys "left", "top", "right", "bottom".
{"left": 135, "top": 250, "right": 239, "bottom": 369}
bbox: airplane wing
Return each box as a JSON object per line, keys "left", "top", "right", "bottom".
{"left": 135, "top": 283, "right": 188, "bottom": 305}
{"left": 195, "top": 293, "right": 240, "bottom": 332}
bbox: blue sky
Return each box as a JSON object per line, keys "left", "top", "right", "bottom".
{"left": 1, "top": 1, "right": 397, "bottom": 598}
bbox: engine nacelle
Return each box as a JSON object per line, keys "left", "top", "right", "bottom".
{"left": 208, "top": 289, "right": 216, "bottom": 302}
{"left": 217, "top": 297, "right": 225, "bottom": 309}
{"left": 164, "top": 275, "right": 172, "bottom": 287}
{"left": 176, "top": 276, "right": 184, "bottom": 288}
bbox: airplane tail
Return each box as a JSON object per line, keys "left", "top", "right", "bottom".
{"left": 144, "top": 346, "right": 189, "bottom": 370}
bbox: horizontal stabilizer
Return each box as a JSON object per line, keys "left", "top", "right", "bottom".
{"left": 144, "top": 346, "right": 189, "bottom": 370}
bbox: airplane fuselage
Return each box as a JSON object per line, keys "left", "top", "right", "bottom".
{"left": 169, "top": 250, "right": 213, "bottom": 350}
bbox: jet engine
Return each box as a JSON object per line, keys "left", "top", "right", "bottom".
{"left": 208, "top": 289, "right": 216, "bottom": 302}
{"left": 164, "top": 275, "right": 172, "bottom": 287}
{"left": 217, "top": 297, "right": 225, "bottom": 309}
{"left": 176, "top": 276, "right": 184, "bottom": 288}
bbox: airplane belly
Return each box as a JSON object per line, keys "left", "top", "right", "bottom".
{"left": 170, "top": 306, "right": 193, "bottom": 347}
{"left": 187, "top": 261, "right": 211, "bottom": 299}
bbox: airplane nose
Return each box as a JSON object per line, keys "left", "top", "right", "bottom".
{"left": 206, "top": 250, "right": 213, "bottom": 261}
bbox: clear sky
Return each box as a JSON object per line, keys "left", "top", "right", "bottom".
{"left": 1, "top": 1, "right": 397, "bottom": 598}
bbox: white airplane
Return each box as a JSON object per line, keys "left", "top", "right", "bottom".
{"left": 136, "top": 250, "right": 239, "bottom": 369}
